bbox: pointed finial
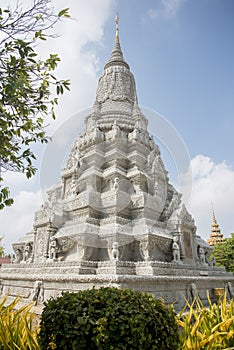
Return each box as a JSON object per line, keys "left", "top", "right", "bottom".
{"left": 115, "top": 13, "right": 119, "bottom": 43}
{"left": 211, "top": 202, "right": 217, "bottom": 225}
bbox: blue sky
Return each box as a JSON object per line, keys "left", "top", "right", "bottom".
{"left": 106, "top": 0, "right": 234, "bottom": 166}
{"left": 0, "top": 0, "right": 234, "bottom": 252}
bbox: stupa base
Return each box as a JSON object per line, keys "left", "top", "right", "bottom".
{"left": 1, "top": 260, "right": 233, "bottom": 313}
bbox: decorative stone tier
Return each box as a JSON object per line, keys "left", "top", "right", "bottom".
{"left": 0, "top": 261, "right": 233, "bottom": 312}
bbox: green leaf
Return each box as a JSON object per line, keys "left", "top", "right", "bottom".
{"left": 0, "top": 0, "right": 70, "bottom": 211}
{"left": 58, "top": 8, "right": 70, "bottom": 18}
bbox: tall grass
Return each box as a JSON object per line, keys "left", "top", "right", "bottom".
{"left": 0, "top": 294, "right": 39, "bottom": 350}
{"left": 177, "top": 292, "right": 234, "bottom": 350}
{"left": 0, "top": 291, "right": 233, "bottom": 350}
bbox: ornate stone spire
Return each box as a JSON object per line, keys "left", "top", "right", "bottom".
{"left": 207, "top": 204, "right": 225, "bottom": 246}
{"left": 104, "top": 14, "right": 129, "bottom": 70}
{"left": 115, "top": 13, "right": 119, "bottom": 43}
{"left": 94, "top": 15, "right": 138, "bottom": 123}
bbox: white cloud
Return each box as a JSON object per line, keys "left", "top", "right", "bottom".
{"left": 0, "top": 0, "right": 115, "bottom": 253}
{"left": 148, "top": 0, "right": 185, "bottom": 19}
{"left": 36, "top": 0, "right": 115, "bottom": 128}
{"left": 188, "top": 155, "right": 234, "bottom": 241}
{"left": 0, "top": 190, "right": 42, "bottom": 253}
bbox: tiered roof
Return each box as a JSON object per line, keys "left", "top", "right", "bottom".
{"left": 207, "top": 205, "right": 225, "bottom": 246}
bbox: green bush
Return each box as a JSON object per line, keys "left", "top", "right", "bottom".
{"left": 38, "top": 287, "right": 179, "bottom": 350}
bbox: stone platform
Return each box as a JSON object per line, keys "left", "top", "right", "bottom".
{"left": 1, "top": 260, "right": 233, "bottom": 312}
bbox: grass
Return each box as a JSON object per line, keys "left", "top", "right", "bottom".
{"left": 177, "top": 292, "right": 234, "bottom": 350}
{"left": 0, "top": 294, "right": 39, "bottom": 350}
{"left": 0, "top": 291, "right": 233, "bottom": 349}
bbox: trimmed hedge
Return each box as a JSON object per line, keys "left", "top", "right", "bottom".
{"left": 38, "top": 287, "right": 179, "bottom": 349}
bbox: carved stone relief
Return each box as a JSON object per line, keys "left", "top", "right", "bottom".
{"left": 62, "top": 140, "right": 80, "bottom": 173}
{"left": 183, "top": 231, "right": 193, "bottom": 260}
{"left": 172, "top": 236, "right": 181, "bottom": 263}
{"left": 31, "top": 281, "right": 44, "bottom": 305}
{"left": 177, "top": 204, "right": 195, "bottom": 227}
{"left": 57, "top": 237, "right": 76, "bottom": 255}
{"left": 34, "top": 228, "right": 51, "bottom": 263}
{"left": 22, "top": 243, "right": 33, "bottom": 264}
{"left": 96, "top": 66, "right": 135, "bottom": 104}
{"left": 12, "top": 247, "right": 24, "bottom": 263}
{"left": 198, "top": 246, "right": 206, "bottom": 265}
{"left": 48, "top": 236, "right": 58, "bottom": 261}
{"left": 225, "top": 282, "right": 234, "bottom": 299}
{"left": 187, "top": 283, "right": 199, "bottom": 302}
{"left": 77, "top": 245, "right": 93, "bottom": 261}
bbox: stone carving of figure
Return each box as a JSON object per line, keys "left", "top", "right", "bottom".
{"left": 189, "top": 283, "right": 199, "bottom": 302}
{"left": 205, "top": 252, "right": 211, "bottom": 265}
{"left": 198, "top": 247, "right": 206, "bottom": 264}
{"left": 211, "top": 256, "right": 216, "bottom": 266}
{"left": 13, "top": 249, "right": 23, "bottom": 263}
{"left": 22, "top": 243, "right": 32, "bottom": 263}
{"left": 111, "top": 121, "right": 121, "bottom": 139}
{"left": 129, "top": 128, "right": 139, "bottom": 142}
{"left": 113, "top": 177, "right": 119, "bottom": 192}
{"left": 31, "top": 281, "right": 44, "bottom": 305}
{"left": 112, "top": 242, "right": 119, "bottom": 261}
{"left": 132, "top": 176, "right": 143, "bottom": 194}
{"left": 172, "top": 237, "right": 181, "bottom": 263}
{"left": 225, "top": 282, "right": 234, "bottom": 299}
{"left": 28, "top": 253, "right": 34, "bottom": 264}
{"left": 24, "top": 245, "right": 30, "bottom": 261}
{"left": 93, "top": 126, "right": 104, "bottom": 143}
{"left": 49, "top": 236, "right": 58, "bottom": 261}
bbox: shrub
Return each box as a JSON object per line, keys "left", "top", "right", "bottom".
{"left": 177, "top": 292, "right": 234, "bottom": 349}
{"left": 0, "top": 294, "right": 39, "bottom": 349}
{"left": 38, "top": 287, "right": 179, "bottom": 350}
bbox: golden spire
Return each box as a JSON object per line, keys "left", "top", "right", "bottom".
{"left": 207, "top": 203, "right": 225, "bottom": 246}
{"left": 211, "top": 202, "right": 217, "bottom": 226}
{"left": 115, "top": 13, "right": 119, "bottom": 43}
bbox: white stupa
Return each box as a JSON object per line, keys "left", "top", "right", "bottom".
{"left": 1, "top": 17, "right": 233, "bottom": 311}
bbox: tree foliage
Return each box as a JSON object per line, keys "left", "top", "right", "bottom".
{"left": 212, "top": 233, "right": 234, "bottom": 273}
{"left": 0, "top": 0, "right": 70, "bottom": 209}
{"left": 0, "top": 237, "right": 4, "bottom": 257}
